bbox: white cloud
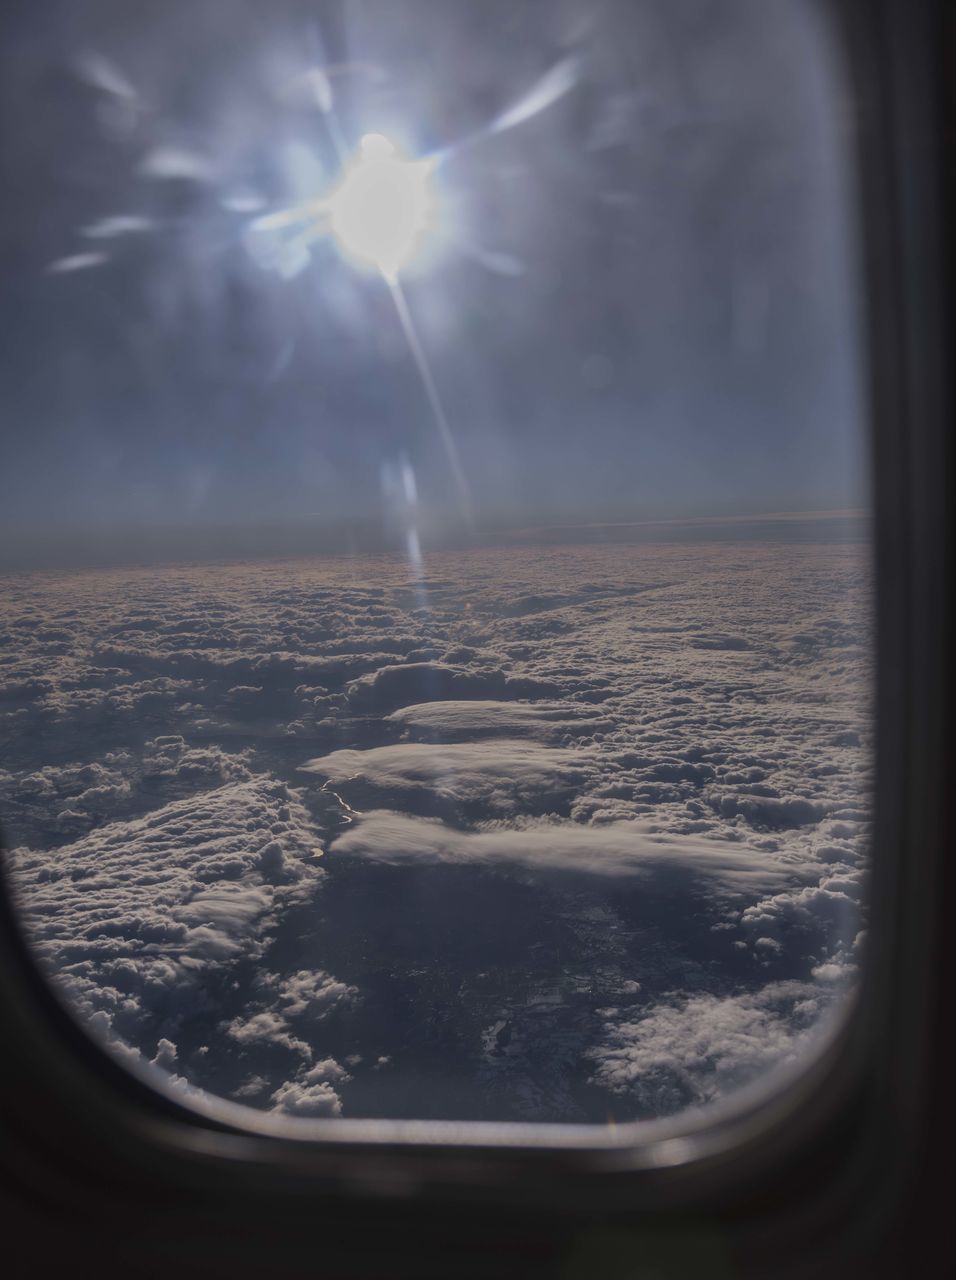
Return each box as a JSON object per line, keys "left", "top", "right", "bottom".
{"left": 589, "top": 979, "right": 843, "bottom": 1110}
{"left": 301, "top": 740, "right": 593, "bottom": 817}
{"left": 329, "top": 809, "right": 802, "bottom": 898}
{"left": 225, "top": 1010, "right": 312, "bottom": 1060}
{"left": 387, "top": 699, "right": 610, "bottom": 742}
{"left": 276, "top": 970, "right": 358, "bottom": 1020}
{"left": 270, "top": 1059, "right": 351, "bottom": 1117}
{"left": 7, "top": 777, "right": 324, "bottom": 1053}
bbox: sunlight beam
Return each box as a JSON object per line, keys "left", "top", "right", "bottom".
{"left": 387, "top": 276, "right": 472, "bottom": 524}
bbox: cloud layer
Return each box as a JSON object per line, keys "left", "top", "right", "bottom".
{"left": 1, "top": 540, "right": 870, "bottom": 1122}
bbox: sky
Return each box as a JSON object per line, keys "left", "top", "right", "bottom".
{"left": 0, "top": 0, "right": 866, "bottom": 566}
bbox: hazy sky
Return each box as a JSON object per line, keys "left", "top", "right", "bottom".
{"left": 0, "top": 0, "right": 865, "bottom": 564}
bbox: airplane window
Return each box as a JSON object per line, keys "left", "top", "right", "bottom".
{"left": 0, "top": 0, "right": 870, "bottom": 1132}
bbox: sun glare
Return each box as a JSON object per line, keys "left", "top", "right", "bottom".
{"left": 328, "top": 133, "right": 433, "bottom": 280}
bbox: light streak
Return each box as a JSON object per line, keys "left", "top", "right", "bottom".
{"left": 387, "top": 275, "right": 472, "bottom": 523}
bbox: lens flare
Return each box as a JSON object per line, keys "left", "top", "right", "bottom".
{"left": 53, "top": 53, "right": 581, "bottom": 523}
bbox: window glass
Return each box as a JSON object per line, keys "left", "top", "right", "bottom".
{"left": 0, "top": 0, "right": 870, "bottom": 1126}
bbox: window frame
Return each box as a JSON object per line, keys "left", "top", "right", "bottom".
{"left": 0, "top": 0, "right": 950, "bottom": 1268}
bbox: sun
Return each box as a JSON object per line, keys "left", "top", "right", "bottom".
{"left": 327, "top": 133, "right": 434, "bottom": 280}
